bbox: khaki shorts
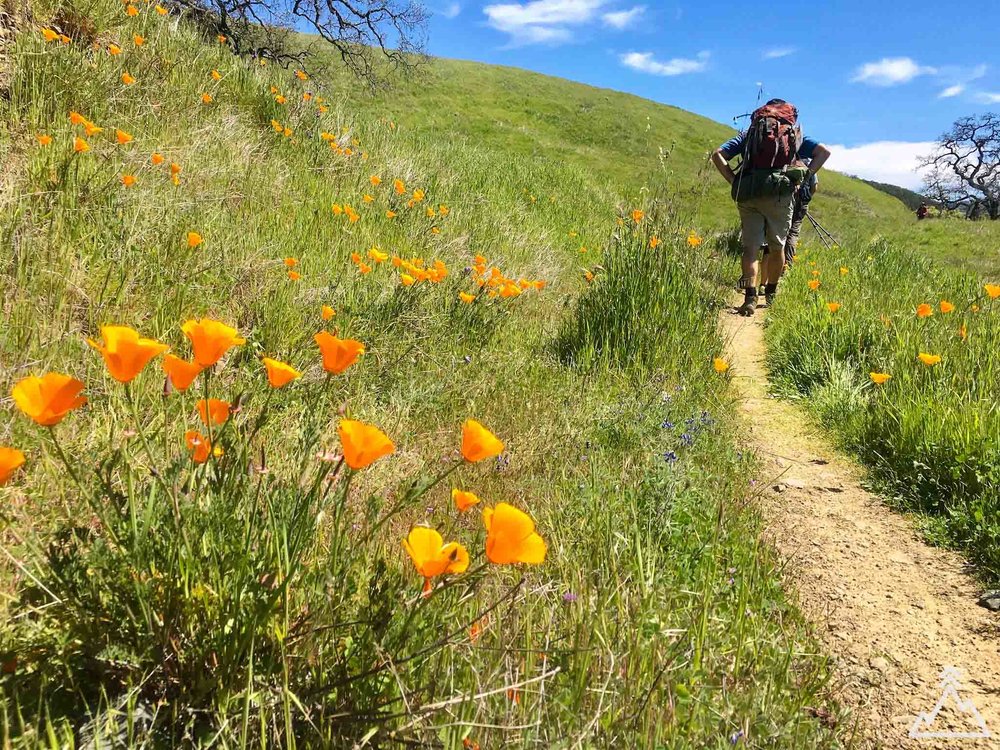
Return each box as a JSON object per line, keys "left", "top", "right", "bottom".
{"left": 737, "top": 194, "right": 796, "bottom": 256}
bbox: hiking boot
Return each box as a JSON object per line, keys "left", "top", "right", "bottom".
{"left": 737, "top": 294, "right": 757, "bottom": 316}
{"left": 765, "top": 292, "right": 776, "bottom": 307}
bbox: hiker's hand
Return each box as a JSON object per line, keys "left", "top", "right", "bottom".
{"left": 799, "top": 182, "right": 812, "bottom": 203}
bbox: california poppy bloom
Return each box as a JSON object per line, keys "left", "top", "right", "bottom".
{"left": 870, "top": 372, "right": 891, "bottom": 385}
{"left": 958, "top": 323, "right": 967, "bottom": 341}
{"left": 939, "top": 300, "right": 955, "bottom": 313}
{"left": 807, "top": 279, "right": 820, "bottom": 291}
{"left": 287, "top": 270, "right": 301, "bottom": 281}
{"left": 155, "top": 4, "right": 167, "bottom": 13}
{"left": 69, "top": 111, "right": 86, "bottom": 125}
{"left": 196, "top": 398, "right": 230, "bottom": 426}
{"left": 115, "top": 129, "right": 133, "bottom": 145}
{"left": 459, "top": 292, "right": 475, "bottom": 304}
{"left": 211, "top": 69, "right": 222, "bottom": 81}
{"left": 357, "top": 262, "right": 371, "bottom": 274}
{"left": 162, "top": 354, "right": 203, "bottom": 391}
{"left": 631, "top": 209, "right": 644, "bottom": 223}
{"left": 402, "top": 526, "right": 469, "bottom": 593}
{"left": 262, "top": 357, "right": 301, "bottom": 388}
{"left": 985, "top": 284, "right": 1000, "bottom": 299}
{"left": 393, "top": 178, "right": 405, "bottom": 195}
{"left": 386, "top": 210, "right": 397, "bottom": 219}
{"left": 275, "top": 95, "right": 286, "bottom": 104}
{"left": 0, "top": 447, "right": 26, "bottom": 485}
{"left": 713, "top": 358, "right": 729, "bottom": 373}
{"left": 461, "top": 419, "right": 504, "bottom": 463}
{"left": 125, "top": 4, "right": 138, "bottom": 14}
{"left": 73, "top": 136, "right": 89, "bottom": 153}
{"left": 452, "top": 488, "right": 481, "bottom": 511}
{"left": 687, "top": 231, "right": 703, "bottom": 248}
{"left": 217, "top": 34, "right": 226, "bottom": 43}
{"left": 321, "top": 305, "right": 335, "bottom": 320}
{"left": 42, "top": 27, "right": 59, "bottom": 42}
{"left": 36, "top": 133, "right": 52, "bottom": 146}
{"left": 83, "top": 121, "right": 102, "bottom": 137}
{"left": 840, "top": 267, "right": 849, "bottom": 275}
{"left": 185, "top": 430, "right": 221, "bottom": 463}
{"left": 86, "top": 325, "right": 169, "bottom": 383}
{"left": 827, "top": 302, "right": 841, "bottom": 313}
{"left": 370, "top": 175, "right": 381, "bottom": 186}
{"left": 483, "top": 503, "right": 546, "bottom": 565}
{"left": 186, "top": 231, "right": 202, "bottom": 248}
{"left": 201, "top": 93, "right": 213, "bottom": 104}
{"left": 916, "top": 303, "right": 933, "bottom": 319}
{"left": 649, "top": 236, "right": 660, "bottom": 249}
{"left": 133, "top": 34, "right": 145, "bottom": 45}
{"left": 315, "top": 332, "right": 364, "bottom": 374}
{"left": 121, "top": 71, "right": 136, "bottom": 85}
{"left": 181, "top": 318, "right": 245, "bottom": 367}
{"left": 295, "top": 69, "right": 308, "bottom": 80}
{"left": 368, "top": 248, "right": 388, "bottom": 263}
{"left": 918, "top": 352, "right": 941, "bottom": 366}
{"left": 170, "top": 162, "right": 182, "bottom": 175}
{"left": 284, "top": 257, "right": 298, "bottom": 267}
{"left": 11, "top": 373, "right": 87, "bottom": 426}
{"left": 338, "top": 419, "right": 395, "bottom": 470}
{"left": 400, "top": 273, "right": 415, "bottom": 286}
{"left": 151, "top": 152, "right": 164, "bottom": 165}
{"left": 108, "top": 43, "right": 122, "bottom": 55}
{"left": 584, "top": 270, "right": 595, "bottom": 283}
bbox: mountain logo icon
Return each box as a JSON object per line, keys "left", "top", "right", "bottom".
{"left": 909, "top": 666, "right": 991, "bottom": 739}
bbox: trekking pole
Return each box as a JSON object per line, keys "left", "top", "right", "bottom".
{"left": 805, "top": 211, "right": 839, "bottom": 249}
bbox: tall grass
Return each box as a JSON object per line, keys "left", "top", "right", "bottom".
{"left": 766, "top": 236, "right": 1000, "bottom": 579}
{"left": 0, "top": 2, "right": 842, "bottom": 745}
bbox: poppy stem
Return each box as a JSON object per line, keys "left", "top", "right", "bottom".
{"left": 46, "top": 426, "right": 81, "bottom": 489}
{"left": 124, "top": 384, "right": 184, "bottom": 533}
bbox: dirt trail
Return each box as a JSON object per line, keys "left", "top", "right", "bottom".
{"left": 721, "top": 302, "right": 1000, "bottom": 749}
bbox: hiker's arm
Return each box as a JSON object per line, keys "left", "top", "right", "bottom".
{"left": 711, "top": 149, "right": 736, "bottom": 185}
{"left": 808, "top": 144, "right": 831, "bottom": 176}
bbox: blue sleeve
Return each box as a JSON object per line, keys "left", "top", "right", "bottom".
{"left": 798, "top": 136, "right": 820, "bottom": 160}
{"left": 719, "top": 133, "right": 744, "bottom": 160}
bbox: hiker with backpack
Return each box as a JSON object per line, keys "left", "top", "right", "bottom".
{"left": 711, "top": 99, "right": 831, "bottom": 315}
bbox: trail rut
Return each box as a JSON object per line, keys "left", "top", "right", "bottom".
{"left": 721, "top": 301, "right": 1000, "bottom": 749}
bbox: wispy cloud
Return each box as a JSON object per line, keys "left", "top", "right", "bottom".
{"left": 620, "top": 50, "right": 710, "bottom": 76}
{"left": 829, "top": 141, "right": 936, "bottom": 190}
{"left": 851, "top": 57, "right": 936, "bottom": 86}
{"left": 483, "top": 0, "right": 606, "bottom": 46}
{"left": 439, "top": 2, "right": 461, "bottom": 19}
{"left": 938, "top": 84, "right": 964, "bottom": 99}
{"left": 975, "top": 92, "right": 1000, "bottom": 104}
{"left": 762, "top": 47, "right": 795, "bottom": 60}
{"left": 602, "top": 5, "right": 644, "bottom": 29}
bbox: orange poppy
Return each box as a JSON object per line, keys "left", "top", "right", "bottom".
{"left": 649, "top": 236, "right": 660, "bottom": 249}
{"left": 217, "top": 34, "right": 226, "bottom": 43}
{"left": 275, "top": 95, "right": 286, "bottom": 104}
{"left": 631, "top": 209, "right": 644, "bottom": 223}
{"left": 712, "top": 357, "right": 729, "bottom": 373}
{"left": 185, "top": 430, "right": 222, "bottom": 463}
{"left": 386, "top": 210, "right": 397, "bottom": 219}
{"left": 125, "top": 4, "right": 138, "bottom": 14}
{"left": 186, "top": 231, "right": 202, "bottom": 248}
{"left": 133, "top": 34, "right": 145, "bottom": 45}
{"left": 294, "top": 69, "right": 308, "bottom": 80}
{"left": 41, "top": 27, "right": 59, "bottom": 42}
{"left": 196, "top": 398, "right": 230, "bottom": 426}
{"left": 826, "top": 302, "right": 841, "bottom": 313}
{"left": 0, "top": 447, "right": 26, "bottom": 485}
{"left": 11, "top": 373, "right": 87, "bottom": 426}
{"left": 284, "top": 257, "right": 298, "bottom": 267}
{"left": 918, "top": 352, "right": 941, "bottom": 366}
{"left": 154, "top": 4, "right": 167, "bottom": 13}
{"left": 958, "top": 323, "right": 967, "bottom": 341}
{"left": 370, "top": 175, "right": 381, "bottom": 186}
{"left": 287, "top": 270, "right": 301, "bottom": 281}
{"left": 36, "top": 133, "right": 53, "bottom": 146}
{"left": 452, "top": 488, "right": 481, "bottom": 511}
{"left": 338, "top": 419, "right": 395, "bottom": 470}
{"left": 170, "top": 162, "right": 182, "bottom": 175}
{"left": 939, "top": 300, "right": 955, "bottom": 314}
{"left": 368, "top": 248, "right": 388, "bottom": 263}
{"left": 403, "top": 526, "right": 469, "bottom": 587}
{"left": 121, "top": 71, "right": 136, "bottom": 85}
{"left": 115, "top": 129, "right": 133, "bottom": 145}
{"left": 262, "top": 357, "right": 301, "bottom": 388}
{"left": 839, "top": 267, "right": 849, "bottom": 275}
{"left": 162, "top": 354, "right": 203, "bottom": 391}
{"left": 461, "top": 419, "right": 504, "bottom": 463}
{"left": 73, "top": 136, "right": 89, "bottom": 153}
{"left": 357, "top": 262, "right": 371, "bottom": 274}
{"left": 482, "top": 503, "right": 546, "bottom": 565}
{"left": 686, "top": 231, "right": 703, "bottom": 248}
{"left": 201, "top": 93, "right": 213, "bottom": 104}
{"left": 69, "top": 111, "right": 86, "bottom": 126}
{"left": 807, "top": 279, "right": 820, "bottom": 291}
{"left": 83, "top": 121, "right": 102, "bottom": 136}
{"left": 985, "top": 284, "right": 1000, "bottom": 299}
{"left": 400, "top": 273, "right": 415, "bottom": 286}
{"left": 916, "top": 303, "right": 933, "bottom": 319}
{"left": 151, "top": 152, "right": 164, "bottom": 165}
{"left": 86, "top": 325, "right": 169, "bottom": 383}
{"left": 869, "top": 372, "right": 891, "bottom": 385}
{"left": 181, "top": 318, "right": 245, "bottom": 367}
{"left": 108, "top": 43, "right": 122, "bottom": 55}
{"left": 393, "top": 178, "right": 405, "bottom": 195}
{"left": 321, "top": 305, "right": 335, "bottom": 321}
{"left": 458, "top": 292, "right": 476, "bottom": 304}
{"left": 314, "top": 332, "right": 364, "bottom": 374}
{"left": 211, "top": 69, "right": 222, "bottom": 81}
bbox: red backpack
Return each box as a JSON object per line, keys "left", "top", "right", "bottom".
{"left": 745, "top": 101, "right": 802, "bottom": 169}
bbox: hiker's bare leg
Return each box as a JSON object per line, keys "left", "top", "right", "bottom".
{"left": 736, "top": 203, "right": 767, "bottom": 316}
{"left": 763, "top": 249, "right": 784, "bottom": 284}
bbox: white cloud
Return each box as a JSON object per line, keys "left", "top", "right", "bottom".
{"left": 620, "top": 50, "right": 709, "bottom": 76}
{"left": 484, "top": 0, "right": 605, "bottom": 45}
{"left": 602, "top": 5, "right": 644, "bottom": 29}
{"left": 938, "top": 84, "right": 964, "bottom": 98}
{"left": 762, "top": 47, "right": 795, "bottom": 60}
{"left": 975, "top": 91, "right": 1000, "bottom": 104}
{"left": 851, "top": 57, "right": 936, "bottom": 86}
{"left": 828, "top": 141, "right": 937, "bottom": 190}
{"left": 440, "top": 2, "right": 461, "bottom": 18}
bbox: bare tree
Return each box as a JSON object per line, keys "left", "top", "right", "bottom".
{"left": 919, "top": 113, "right": 1000, "bottom": 220}
{"left": 174, "top": 0, "right": 428, "bottom": 85}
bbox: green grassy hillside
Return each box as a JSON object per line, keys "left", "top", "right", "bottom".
{"left": 0, "top": 6, "right": 848, "bottom": 747}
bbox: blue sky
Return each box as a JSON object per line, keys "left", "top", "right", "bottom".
{"left": 422, "top": 0, "right": 999, "bottom": 189}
